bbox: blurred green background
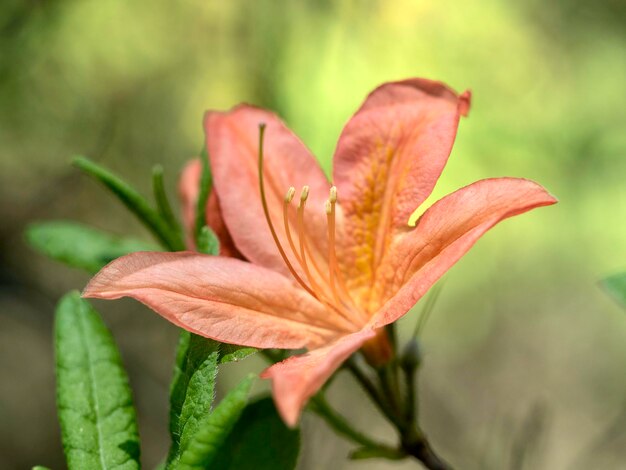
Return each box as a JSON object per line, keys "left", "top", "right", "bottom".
{"left": 1, "top": 0, "right": 625, "bottom": 468}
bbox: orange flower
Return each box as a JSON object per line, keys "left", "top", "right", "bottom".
{"left": 83, "top": 78, "right": 556, "bottom": 426}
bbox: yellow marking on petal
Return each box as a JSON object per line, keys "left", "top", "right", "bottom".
{"left": 340, "top": 138, "right": 402, "bottom": 312}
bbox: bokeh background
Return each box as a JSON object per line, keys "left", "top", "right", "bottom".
{"left": 1, "top": 0, "right": 625, "bottom": 468}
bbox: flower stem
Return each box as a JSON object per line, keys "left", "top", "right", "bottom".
{"left": 308, "top": 394, "right": 402, "bottom": 457}
{"left": 348, "top": 354, "right": 452, "bottom": 469}
{"left": 402, "top": 438, "right": 452, "bottom": 470}
{"left": 345, "top": 358, "right": 404, "bottom": 429}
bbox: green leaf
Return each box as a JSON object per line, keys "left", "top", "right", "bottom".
{"left": 209, "top": 396, "right": 300, "bottom": 470}
{"left": 196, "top": 226, "right": 220, "bottom": 256}
{"left": 167, "top": 332, "right": 256, "bottom": 463}
{"left": 32, "top": 466, "right": 52, "bottom": 470}
{"left": 152, "top": 164, "right": 182, "bottom": 233}
{"left": 194, "top": 150, "right": 212, "bottom": 245}
{"left": 177, "top": 375, "right": 256, "bottom": 470}
{"left": 219, "top": 344, "right": 257, "bottom": 364}
{"left": 73, "top": 156, "right": 184, "bottom": 251}
{"left": 603, "top": 272, "right": 626, "bottom": 308}
{"left": 170, "top": 331, "right": 192, "bottom": 398}
{"left": 55, "top": 291, "right": 140, "bottom": 470}
{"left": 26, "top": 221, "right": 158, "bottom": 274}
{"left": 167, "top": 334, "right": 221, "bottom": 467}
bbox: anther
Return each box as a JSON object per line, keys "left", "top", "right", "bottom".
{"left": 285, "top": 186, "right": 296, "bottom": 203}
{"left": 325, "top": 200, "right": 332, "bottom": 214}
{"left": 329, "top": 186, "right": 337, "bottom": 203}
{"left": 300, "top": 186, "right": 310, "bottom": 202}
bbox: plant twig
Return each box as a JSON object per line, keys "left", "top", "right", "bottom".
{"left": 308, "top": 394, "right": 403, "bottom": 459}
{"left": 345, "top": 357, "right": 404, "bottom": 429}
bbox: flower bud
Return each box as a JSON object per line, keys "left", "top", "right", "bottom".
{"left": 400, "top": 338, "right": 422, "bottom": 371}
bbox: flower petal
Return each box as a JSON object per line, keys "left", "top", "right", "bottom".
{"left": 178, "top": 159, "right": 240, "bottom": 257}
{"left": 332, "top": 79, "right": 470, "bottom": 299}
{"left": 205, "top": 105, "right": 331, "bottom": 278}
{"left": 369, "top": 178, "right": 557, "bottom": 327}
{"left": 261, "top": 328, "right": 376, "bottom": 427}
{"left": 83, "top": 252, "right": 348, "bottom": 349}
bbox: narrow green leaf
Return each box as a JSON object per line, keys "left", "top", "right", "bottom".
{"left": 219, "top": 344, "right": 257, "bottom": 364}
{"left": 170, "top": 331, "right": 191, "bottom": 398}
{"left": 194, "top": 150, "right": 212, "bottom": 245}
{"left": 177, "top": 375, "right": 256, "bottom": 470}
{"left": 167, "top": 335, "right": 221, "bottom": 467}
{"left": 73, "top": 156, "right": 184, "bottom": 251}
{"left": 196, "top": 226, "right": 220, "bottom": 256}
{"left": 152, "top": 164, "right": 181, "bottom": 233}
{"left": 26, "top": 221, "right": 158, "bottom": 273}
{"left": 32, "top": 466, "right": 52, "bottom": 470}
{"left": 602, "top": 272, "right": 626, "bottom": 308}
{"left": 209, "top": 396, "right": 300, "bottom": 470}
{"left": 55, "top": 291, "right": 140, "bottom": 470}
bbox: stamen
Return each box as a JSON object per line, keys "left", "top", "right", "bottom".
{"left": 257, "top": 124, "right": 316, "bottom": 298}
{"left": 284, "top": 188, "right": 332, "bottom": 295}
{"left": 296, "top": 187, "right": 328, "bottom": 300}
{"left": 326, "top": 187, "right": 361, "bottom": 313}
{"left": 298, "top": 185, "right": 310, "bottom": 207}
{"left": 283, "top": 189, "right": 304, "bottom": 267}
{"left": 284, "top": 186, "right": 295, "bottom": 203}
{"left": 329, "top": 186, "right": 337, "bottom": 203}
{"left": 326, "top": 189, "right": 339, "bottom": 303}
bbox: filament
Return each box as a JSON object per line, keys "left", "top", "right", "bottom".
{"left": 325, "top": 188, "right": 359, "bottom": 313}
{"left": 295, "top": 187, "right": 328, "bottom": 300}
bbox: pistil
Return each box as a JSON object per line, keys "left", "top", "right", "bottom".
{"left": 257, "top": 124, "right": 316, "bottom": 298}
{"left": 257, "top": 124, "right": 364, "bottom": 326}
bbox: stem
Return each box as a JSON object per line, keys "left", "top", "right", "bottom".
{"left": 403, "top": 365, "right": 417, "bottom": 426}
{"left": 260, "top": 333, "right": 451, "bottom": 467}
{"left": 345, "top": 358, "right": 404, "bottom": 429}
{"left": 402, "top": 438, "right": 452, "bottom": 470}
{"left": 310, "top": 393, "right": 390, "bottom": 453}
{"left": 377, "top": 365, "right": 404, "bottom": 428}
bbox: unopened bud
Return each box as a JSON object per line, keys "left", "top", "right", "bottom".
{"left": 400, "top": 338, "right": 422, "bottom": 371}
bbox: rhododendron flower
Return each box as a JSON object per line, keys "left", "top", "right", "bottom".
{"left": 83, "top": 78, "right": 556, "bottom": 426}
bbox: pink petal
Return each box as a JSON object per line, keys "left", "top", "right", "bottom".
{"left": 369, "top": 178, "right": 557, "bottom": 327}
{"left": 261, "top": 328, "right": 376, "bottom": 427}
{"left": 205, "top": 105, "right": 331, "bottom": 279}
{"left": 83, "top": 252, "right": 350, "bottom": 349}
{"left": 178, "top": 159, "right": 241, "bottom": 257}
{"left": 332, "top": 79, "right": 470, "bottom": 296}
